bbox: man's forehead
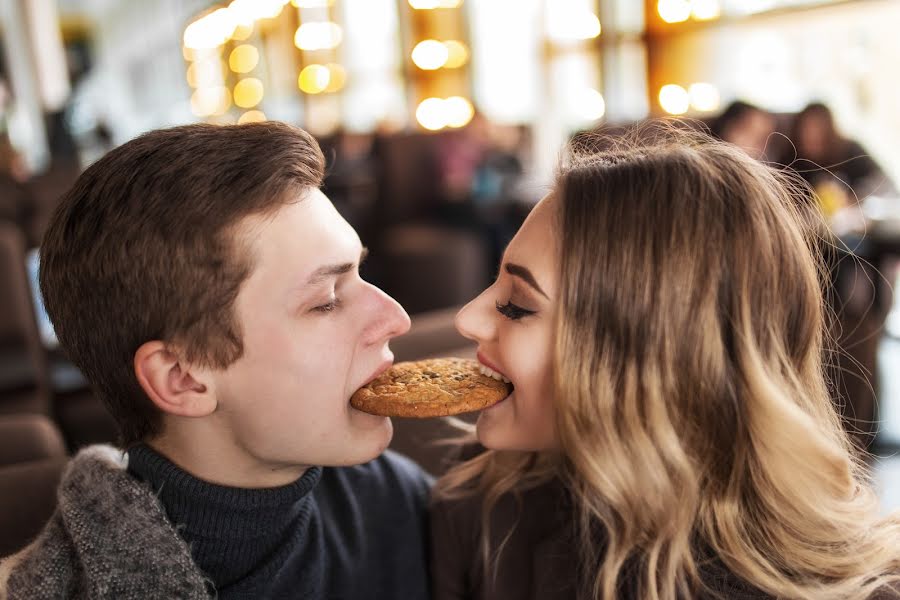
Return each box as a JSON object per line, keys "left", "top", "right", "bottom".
{"left": 235, "top": 190, "right": 361, "bottom": 271}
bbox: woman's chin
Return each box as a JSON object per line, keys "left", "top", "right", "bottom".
{"left": 475, "top": 392, "right": 513, "bottom": 448}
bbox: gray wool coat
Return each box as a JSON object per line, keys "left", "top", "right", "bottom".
{"left": 0, "top": 445, "right": 210, "bottom": 600}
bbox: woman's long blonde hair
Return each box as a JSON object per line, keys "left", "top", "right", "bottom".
{"left": 434, "top": 124, "right": 900, "bottom": 599}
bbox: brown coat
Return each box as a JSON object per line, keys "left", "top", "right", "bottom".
{"left": 429, "top": 478, "right": 776, "bottom": 600}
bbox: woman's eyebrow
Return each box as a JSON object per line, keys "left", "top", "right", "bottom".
{"left": 505, "top": 262, "right": 548, "bottom": 299}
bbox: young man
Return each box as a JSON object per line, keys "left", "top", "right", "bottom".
{"left": 0, "top": 122, "right": 431, "bottom": 599}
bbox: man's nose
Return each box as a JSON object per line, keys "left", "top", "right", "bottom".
{"left": 361, "top": 283, "right": 411, "bottom": 346}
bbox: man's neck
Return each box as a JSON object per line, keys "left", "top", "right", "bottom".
{"left": 126, "top": 443, "right": 323, "bottom": 592}
{"left": 146, "top": 419, "right": 309, "bottom": 489}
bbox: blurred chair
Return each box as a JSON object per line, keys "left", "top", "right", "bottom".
{"left": 387, "top": 306, "right": 478, "bottom": 476}
{"left": 0, "top": 414, "right": 68, "bottom": 557}
{"left": 0, "top": 221, "right": 116, "bottom": 449}
{"left": 54, "top": 387, "right": 118, "bottom": 449}
{"left": 377, "top": 225, "right": 488, "bottom": 315}
{"left": 0, "top": 414, "right": 66, "bottom": 467}
{"left": 0, "top": 222, "right": 51, "bottom": 416}
{"left": 0, "top": 457, "right": 67, "bottom": 557}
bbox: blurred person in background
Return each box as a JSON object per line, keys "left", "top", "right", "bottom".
{"left": 791, "top": 102, "right": 897, "bottom": 450}
{"left": 0, "top": 135, "right": 36, "bottom": 247}
{"left": 711, "top": 100, "right": 778, "bottom": 161}
{"left": 430, "top": 125, "right": 900, "bottom": 600}
{"left": 792, "top": 102, "right": 895, "bottom": 209}
{"left": 433, "top": 113, "right": 530, "bottom": 282}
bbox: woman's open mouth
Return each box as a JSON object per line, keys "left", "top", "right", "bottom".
{"left": 477, "top": 362, "right": 511, "bottom": 384}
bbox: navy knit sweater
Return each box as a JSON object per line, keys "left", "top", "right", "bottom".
{"left": 127, "top": 444, "right": 432, "bottom": 599}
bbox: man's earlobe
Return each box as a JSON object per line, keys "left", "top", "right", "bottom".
{"left": 134, "top": 341, "right": 217, "bottom": 417}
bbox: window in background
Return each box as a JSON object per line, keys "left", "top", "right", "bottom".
{"left": 467, "top": 0, "right": 541, "bottom": 125}
{"left": 340, "top": 0, "right": 406, "bottom": 132}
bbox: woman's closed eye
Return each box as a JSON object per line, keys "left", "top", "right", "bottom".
{"left": 495, "top": 300, "right": 536, "bottom": 321}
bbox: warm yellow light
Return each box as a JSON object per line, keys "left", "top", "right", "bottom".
{"left": 184, "top": 46, "right": 217, "bottom": 62}
{"left": 688, "top": 82, "right": 720, "bottom": 111}
{"left": 691, "top": 0, "right": 721, "bottom": 20}
{"left": 444, "top": 96, "right": 474, "bottom": 128}
{"left": 229, "top": 45, "right": 259, "bottom": 74}
{"left": 238, "top": 110, "right": 267, "bottom": 124}
{"left": 577, "top": 88, "right": 606, "bottom": 121}
{"left": 657, "top": 0, "right": 691, "bottom": 23}
{"left": 230, "top": 0, "right": 286, "bottom": 20}
{"left": 233, "top": 77, "right": 264, "bottom": 108}
{"left": 298, "top": 64, "right": 331, "bottom": 94}
{"left": 294, "top": 22, "right": 343, "bottom": 51}
{"left": 231, "top": 22, "right": 254, "bottom": 40}
{"left": 227, "top": 0, "right": 255, "bottom": 24}
{"left": 443, "top": 40, "right": 469, "bottom": 69}
{"left": 186, "top": 60, "right": 222, "bottom": 88}
{"left": 547, "top": 9, "right": 601, "bottom": 43}
{"left": 411, "top": 40, "right": 449, "bottom": 70}
{"left": 408, "top": 0, "right": 464, "bottom": 8}
{"left": 292, "top": 0, "right": 334, "bottom": 6}
{"left": 191, "top": 86, "right": 231, "bottom": 117}
{"left": 659, "top": 84, "right": 690, "bottom": 114}
{"left": 325, "top": 64, "right": 346, "bottom": 93}
{"left": 416, "top": 97, "right": 447, "bottom": 130}
{"left": 184, "top": 8, "right": 237, "bottom": 49}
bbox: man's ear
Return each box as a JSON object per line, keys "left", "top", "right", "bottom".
{"left": 134, "top": 341, "right": 217, "bottom": 418}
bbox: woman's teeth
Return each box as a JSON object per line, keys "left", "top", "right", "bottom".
{"left": 478, "top": 363, "right": 511, "bottom": 384}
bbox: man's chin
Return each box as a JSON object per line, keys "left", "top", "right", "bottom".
{"left": 333, "top": 415, "right": 393, "bottom": 465}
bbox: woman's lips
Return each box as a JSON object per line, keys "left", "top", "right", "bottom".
{"left": 476, "top": 351, "right": 511, "bottom": 384}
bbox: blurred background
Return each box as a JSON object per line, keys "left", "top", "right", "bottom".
{"left": 1, "top": 0, "right": 900, "bottom": 554}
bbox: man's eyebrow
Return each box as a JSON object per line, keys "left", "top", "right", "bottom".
{"left": 307, "top": 247, "right": 369, "bottom": 284}
{"left": 504, "top": 262, "right": 548, "bottom": 299}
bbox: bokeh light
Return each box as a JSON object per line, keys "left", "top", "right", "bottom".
{"left": 191, "top": 86, "right": 232, "bottom": 117}
{"left": 294, "top": 22, "right": 343, "bottom": 51}
{"left": 229, "top": 44, "right": 259, "bottom": 73}
{"left": 657, "top": 0, "right": 691, "bottom": 23}
{"left": 325, "top": 64, "right": 347, "bottom": 92}
{"left": 444, "top": 96, "right": 475, "bottom": 128}
{"left": 688, "top": 82, "right": 720, "bottom": 111}
{"left": 442, "top": 40, "right": 469, "bottom": 69}
{"left": 298, "top": 64, "right": 331, "bottom": 94}
{"left": 416, "top": 97, "right": 448, "bottom": 130}
{"left": 659, "top": 84, "right": 690, "bottom": 114}
{"left": 411, "top": 40, "right": 449, "bottom": 70}
{"left": 691, "top": 0, "right": 721, "bottom": 20}
{"left": 233, "top": 77, "right": 264, "bottom": 108}
{"left": 577, "top": 88, "right": 606, "bottom": 121}
{"left": 238, "top": 110, "right": 267, "bottom": 124}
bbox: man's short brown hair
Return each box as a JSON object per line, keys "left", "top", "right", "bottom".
{"left": 40, "top": 122, "right": 325, "bottom": 446}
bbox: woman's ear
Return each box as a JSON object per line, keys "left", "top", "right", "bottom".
{"left": 134, "top": 341, "right": 217, "bottom": 417}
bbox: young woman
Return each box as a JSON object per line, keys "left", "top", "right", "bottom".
{"left": 430, "top": 126, "right": 900, "bottom": 600}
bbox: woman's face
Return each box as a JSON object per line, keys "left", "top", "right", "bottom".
{"left": 455, "top": 195, "right": 559, "bottom": 451}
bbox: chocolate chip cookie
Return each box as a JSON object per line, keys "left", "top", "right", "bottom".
{"left": 350, "top": 357, "right": 512, "bottom": 418}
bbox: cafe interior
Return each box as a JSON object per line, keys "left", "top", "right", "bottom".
{"left": 1, "top": 0, "right": 900, "bottom": 559}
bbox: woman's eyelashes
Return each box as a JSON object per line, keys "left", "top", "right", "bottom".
{"left": 495, "top": 300, "right": 536, "bottom": 321}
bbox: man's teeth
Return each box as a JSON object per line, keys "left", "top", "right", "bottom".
{"left": 478, "top": 364, "right": 511, "bottom": 384}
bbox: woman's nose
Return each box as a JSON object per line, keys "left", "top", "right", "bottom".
{"left": 454, "top": 289, "right": 496, "bottom": 344}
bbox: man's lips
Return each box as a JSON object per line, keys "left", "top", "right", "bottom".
{"left": 362, "top": 359, "right": 394, "bottom": 388}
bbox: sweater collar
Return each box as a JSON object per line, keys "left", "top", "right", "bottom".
{"left": 126, "top": 443, "right": 322, "bottom": 588}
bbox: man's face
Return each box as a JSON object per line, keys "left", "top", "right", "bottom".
{"left": 209, "top": 188, "right": 410, "bottom": 471}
